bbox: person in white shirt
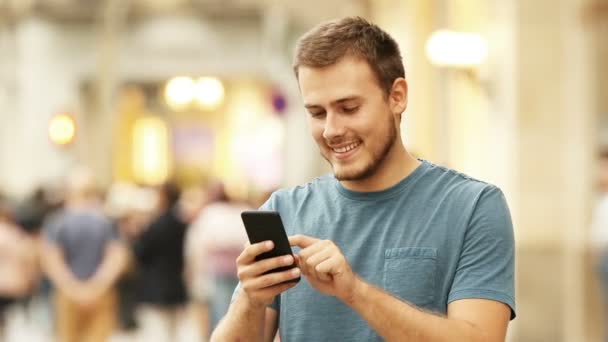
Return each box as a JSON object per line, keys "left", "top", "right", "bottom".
{"left": 185, "top": 182, "right": 251, "bottom": 336}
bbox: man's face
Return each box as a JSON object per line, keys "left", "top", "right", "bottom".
{"left": 298, "top": 57, "right": 401, "bottom": 181}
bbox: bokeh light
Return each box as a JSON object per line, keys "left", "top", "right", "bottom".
{"left": 164, "top": 76, "right": 195, "bottom": 109}
{"left": 194, "top": 77, "right": 225, "bottom": 109}
{"left": 425, "top": 30, "right": 488, "bottom": 68}
{"left": 48, "top": 113, "right": 76, "bottom": 146}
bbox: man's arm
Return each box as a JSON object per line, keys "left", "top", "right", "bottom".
{"left": 210, "top": 240, "right": 300, "bottom": 342}
{"left": 40, "top": 239, "right": 80, "bottom": 293}
{"left": 211, "top": 291, "right": 280, "bottom": 342}
{"left": 347, "top": 278, "right": 510, "bottom": 341}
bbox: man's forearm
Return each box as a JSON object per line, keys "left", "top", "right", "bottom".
{"left": 210, "top": 291, "right": 268, "bottom": 342}
{"left": 88, "top": 242, "right": 129, "bottom": 289}
{"left": 40, "top": 242, "right": 79, "bottom": 291}
{"left": 345, "top": 280, "right": 486, "bottom": 342}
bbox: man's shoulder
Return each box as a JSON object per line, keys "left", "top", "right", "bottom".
{"left": 276, "top": 174, "right": 334, "bottom": 196}
{"left": 420, "top": 161, "right": 500, "bottom": 199}
{"left": 263, "top": 174, "right": 336, "bottom": 210}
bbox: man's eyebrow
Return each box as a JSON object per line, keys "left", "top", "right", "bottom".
{"left": 304, "top": 96, "right": 361, "bottom": 109}
{"left": 333, "top": 96, "right": 361, "bottom": 105}
{"left": 304, "top": 103, "right": 323, "bottom": 109}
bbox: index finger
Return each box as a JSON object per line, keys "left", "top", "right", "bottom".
{"left": 289, "top": 234, "right": 320, "bottom": 248}
{"left": 237, "top": 240, "right": 274, "bottom": 264}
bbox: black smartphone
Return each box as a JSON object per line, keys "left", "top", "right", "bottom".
{"left": 241, "top": 210, "right": 300, "bottom": 283}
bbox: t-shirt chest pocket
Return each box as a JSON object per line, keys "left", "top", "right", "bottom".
{"left": 383, "top": 247, "right": 438, "bottom": 308}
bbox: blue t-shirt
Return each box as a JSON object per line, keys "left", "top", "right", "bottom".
{"left": 44, "top": 208, "right": 118, "bottom": 280}
{"left": 248, "top": 160, "right": 515, "bottom": 341}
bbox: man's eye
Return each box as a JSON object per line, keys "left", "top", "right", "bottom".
{"left": 309, "top": 111, "right": 326, "bottom": 118}
{"left": 343, "top": 106, "right": 359, "bottom": 114}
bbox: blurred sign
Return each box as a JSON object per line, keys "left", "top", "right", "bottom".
{"left": 172, "top": 124, "right": 214, "bottom": 166}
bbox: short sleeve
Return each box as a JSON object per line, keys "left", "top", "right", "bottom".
{"left": 448, "top": 186, "right": 516, "bottom": 319}
{"left": 42, "top": 212, "right": 64, "bottom": 247}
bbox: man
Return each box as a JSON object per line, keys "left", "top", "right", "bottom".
{"left": 42, "top": 167, "right": 128, "bottom": 342}
{"left": 212, "top": 16, "right": 515, "bottom": 341}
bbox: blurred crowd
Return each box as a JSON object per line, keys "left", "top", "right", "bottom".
{"left": 0, "top": 167, "right": 268, "bottom": 342}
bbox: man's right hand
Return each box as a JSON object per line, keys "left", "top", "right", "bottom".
{"left": 236, "top": 240, "right": 300, "bottom": 308}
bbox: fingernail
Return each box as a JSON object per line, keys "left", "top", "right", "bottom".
{"left": 283, "top": 255, "right": 293, "bottom": 264}
{"left": 266, "top": 241, "right": 273, "bottom": 249}
{"left": 292, "top": 268, "right": 300, "bottom": 276}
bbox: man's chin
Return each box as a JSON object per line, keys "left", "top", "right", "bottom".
{"left": 333, "top": 167, "right": 368, "bottom": 181}
{"left": 324, "top": 155, "right": 372, "bottom": 181}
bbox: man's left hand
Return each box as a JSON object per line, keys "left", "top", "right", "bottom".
{"left": 289, "top": 234, "right": 361, "bottom": 302}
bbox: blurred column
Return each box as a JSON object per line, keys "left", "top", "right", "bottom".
{"left": 559, "top": 0, "right": 596, "bottom": 339}
{"left": 9, "top": 17, "right": 77, "bottom": 196}
{"left": 0, "top": 23, "right": 16, "bottom": 194}
{"left": 444, "top": 0, "right": 490, "bottom": 177}
{"left": 88, "top": 0, "right": 130, "bottom": 186}
{"left": 514, "top": 0, "right": 595, "bottom": 340}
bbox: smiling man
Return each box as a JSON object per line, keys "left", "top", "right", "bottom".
{"left": 211, "top": 17, "right": 515, "bottom": 342}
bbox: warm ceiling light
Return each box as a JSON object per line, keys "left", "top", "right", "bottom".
{"left": 425, "top": 30, "right": 488, "bottom": 68}
{"left": 195, "top": 77, "right": 225, "bottom": 109}
{"left": 164, "top": 76, "right": 195, "bottom": 109}
{"left": 49, "top": 113, "right": 76, "bottom": 146}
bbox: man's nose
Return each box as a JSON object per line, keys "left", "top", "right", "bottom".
{"left": 322, "top": 112, "right": 345, "bottom": 141}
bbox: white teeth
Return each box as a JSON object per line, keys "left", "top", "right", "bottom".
{"left": 332, "top": 141, "right": 359, "bottom": 153}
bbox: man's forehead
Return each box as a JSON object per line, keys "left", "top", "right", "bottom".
{"left": 298, "top": 60, "right": 375, "bottom": 106}
{"left": 298, "top": 57, "right": 373, "bottom": 81}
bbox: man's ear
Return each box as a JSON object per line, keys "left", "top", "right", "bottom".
{"left": 389, "top": 78, "right": 408, "bottom": 119}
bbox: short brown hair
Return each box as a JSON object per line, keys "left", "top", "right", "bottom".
{"left": 293, "top": 16, "right": 405, "bottom": 97}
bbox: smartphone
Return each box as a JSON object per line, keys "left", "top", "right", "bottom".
{"left": 241, "top": 210, "right": 300, "bottom": 283}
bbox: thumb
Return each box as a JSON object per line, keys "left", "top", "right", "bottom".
{"left": 293, "top": 254, "right": 302, "bottom": 266}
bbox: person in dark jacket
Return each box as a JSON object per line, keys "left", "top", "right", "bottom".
{"left": 133, "top": 182, "right": 188, "bottom": 342}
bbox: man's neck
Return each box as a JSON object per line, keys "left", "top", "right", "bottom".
{"left": 66, "top": 197, "right": 99, "bottom": 210}
{"left": 340, "top": 144, "right": 420, "bottom": 193}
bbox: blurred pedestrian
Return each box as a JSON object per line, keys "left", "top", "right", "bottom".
{"left": 41, "top": 167, "right": 128, "bottom": 342}
{"left": 105, "top": 182, "right": 156, "bottom": 333}
{"left": 14, "top": 186, "right": 52, "bottom": 236}
{"left": 186, "top": 181, "right": 250, "bottom": 336}
{"left": 13, "top": 186, "right": 54, "bottom": 327}
{"left": 133, "top": 181, "right": 189, "bottom": 342}
{"left": 591, "top": 149, "right": 608, "bottom": 338}
{"left": 0, "top": 196, "right": 38, "bottom": 341}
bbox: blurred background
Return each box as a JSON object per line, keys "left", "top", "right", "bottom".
{"left": 0, "top": 0, "right": 606, "bottom": 341}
